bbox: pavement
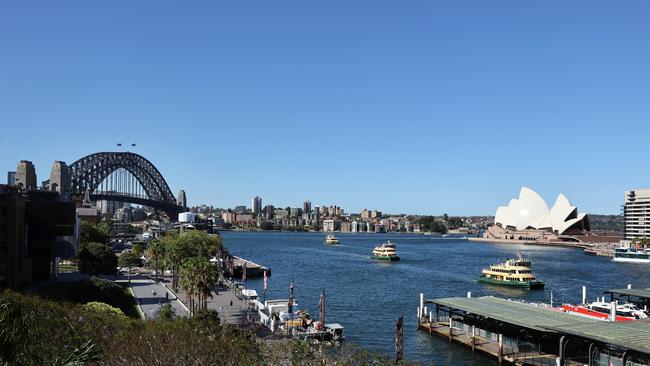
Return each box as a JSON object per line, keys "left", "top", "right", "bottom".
{"left": 163, "top": 277, "right": 252, "bottom": 325}
{"left": 117, "top": 274, "right": 190, "bottom": 319}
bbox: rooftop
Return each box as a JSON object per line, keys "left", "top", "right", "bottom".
{"left": 426, "top": 295, "right": 650, "bottom": 355}
{"left": 546, "top": 319, "right": 650, "bottom": 355}
{"left": 604, "top": 288, "right": 650, "bottom": 300}
{"left": 425, "top": 296, "right": 598, "bottom": 332}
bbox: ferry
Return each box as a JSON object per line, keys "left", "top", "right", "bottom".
{"left": 477, "top": 254, "right": 544, "bottom": 289}
{"left": 371, "top": 241, "right": 400, "bottom": 261}
{"left": 324, "top": 234, "right": 340, "bottom": 245}
{"left": 613, "top": 247, "right": 650, "bottom": 263}
{"left": 562, "top": 301, "right": 648, "bottom": 321}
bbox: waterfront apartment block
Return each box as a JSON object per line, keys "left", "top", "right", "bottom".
{"left": 623, "top": 189, "right": 650, "bottom": 242}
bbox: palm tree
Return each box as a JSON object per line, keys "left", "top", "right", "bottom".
{"left": 146, "top": 240, "right": 165, "bottom": 282}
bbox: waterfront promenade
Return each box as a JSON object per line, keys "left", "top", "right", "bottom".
{"left": 118, "top": 274, "right": 189, "bottom": 319}
{"left": 159, "top": 276, "right": 252, "bottom": 325}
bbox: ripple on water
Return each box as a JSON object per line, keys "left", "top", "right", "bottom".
{"left": 222, "top": 231, "right": 650, "bottom": 366}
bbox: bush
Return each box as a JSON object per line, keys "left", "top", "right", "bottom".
{"left": 78, "top": 242, "right": 117, "bottom": 275}
{"left": 118, "top": 251, "right": 143, "bottom": 268}
{"left": 84, "top": 302, "right": 125, "bottom": 317}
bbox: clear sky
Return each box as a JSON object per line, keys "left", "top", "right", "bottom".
{"left": 1, "top": 1, "right": 649, "bottom": 215}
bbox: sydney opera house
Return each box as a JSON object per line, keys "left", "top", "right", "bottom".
{"left": 484, "top": 187, "right": 593, "bottom": 243}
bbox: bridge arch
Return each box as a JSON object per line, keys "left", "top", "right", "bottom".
{"left": 68, "top": 152, "right": 182, "bottom": 216}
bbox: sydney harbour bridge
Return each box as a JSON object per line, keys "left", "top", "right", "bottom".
{"left": 60, "top": 152, "right": 185, "bottom": 218}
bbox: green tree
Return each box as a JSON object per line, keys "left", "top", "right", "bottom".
{"left": 162, "top": 231, "right": 223, "bottom": 291}
{"left": 118, "top": 252, "right": 143, "bottom": 268}
{"left": 131, "top": 243, "right": 143, "bottom": 257}
{"left": 447, "top": 217, "right": 464, "bottom": 229}
{"left": 79, "top": 221, "right": 108, "bottom": 245}
{"left": 146, "top": 240, "right": 166, "bottom": 282}
{"left": 179, "top": 257, "right": 218, "bottom": 315}
{"left": 77, "top": 243, "right": 118, "bottom": 275}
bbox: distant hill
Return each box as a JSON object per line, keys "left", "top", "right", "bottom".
{"left": 589, "top": 214, "right": 624, "bottom": 233}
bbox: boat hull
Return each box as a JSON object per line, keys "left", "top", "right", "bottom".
{"left": 371, "top": 255, "right": 400, "bottom": 261}
{"left": 477, "top": 277, "right": 544, "bottom": 289}
{"left": 613, "top": 257, "right": 650, "bottom": 263}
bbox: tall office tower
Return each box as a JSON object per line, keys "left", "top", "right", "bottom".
{"left": 6, "top": 171, "right": 15, "bottom": 185}
{"left": 303, "top": 200, "right": 312, "bottom": 214}
{"left": 15, "top": 160, "right": 37, "bottom": 190}
{"left": 252, "top": 196, "right": 262, "bottom": 216}
{"left": 49, "top": 161, "right": 70, "bottom": 194}
{"left": 623, "top": 189, "right": 650, "bottom": 242}
{"left": 178, "top": 190, "right": 187, "bottom": 208}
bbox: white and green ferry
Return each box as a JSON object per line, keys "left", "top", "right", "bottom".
{"left": 477, "top": 254, "right": 544, "bottom": 289}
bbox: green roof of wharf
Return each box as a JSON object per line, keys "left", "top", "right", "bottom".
{"left": 425, "top": 296, "right": 650, "bottom": 355}
{"left": 604, "top": 288, "right": 650, "bottom": 300}
{"left": 425, "top": 296, "right": 598, "bottom": 332}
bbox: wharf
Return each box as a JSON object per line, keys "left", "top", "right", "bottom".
{"left": 417, "top": 294, "right": 650, "bottom": 365}
{"left": 231, "top": 256, "right": 271, "bottom": 278}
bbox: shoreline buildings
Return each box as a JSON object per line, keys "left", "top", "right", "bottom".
{"left": 622, "top": 189, "right": 650, "bottom": 244}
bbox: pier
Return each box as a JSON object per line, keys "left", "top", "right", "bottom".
{"left": 417, "top": 293, "right": 650, "bottom": 365}
{"left": 231, "top": 256, "right": 271, "bottom": 278}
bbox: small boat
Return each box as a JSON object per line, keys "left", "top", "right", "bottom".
{"left": 562, "top": 301, "right": 647, "bottom": 321}
{"left": 324, "top": 234, "right": 340, "bottom": 245}
{"left": 371, "top": 240, "right": 400, "bottom": 261}
{"left": 477, "top": 253, "right": 544, "bottom": 289}
{"left": 613, "top": 246, "right": 650, "bottom": 263}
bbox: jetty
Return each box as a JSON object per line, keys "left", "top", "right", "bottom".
{"left": 231, "top": 256, "right": 271, "bottom": 279}
{"left": 417, "top": 292, "right": 650, "bottom": 365}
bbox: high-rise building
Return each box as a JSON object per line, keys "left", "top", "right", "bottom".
{"left": 264, "top": 205, "right": 275, "bottom": 219}
{"left": 6, "top": 171, "right": 15, "bottom": 185}
{"left": 303, "top": 200, "right": 311, "bottom": 214}
{"left": 623, "top": 189, "right": 650, "bottom": 242}
{"left": 15, "top": 160, "right": 37, "bottom": 190}
{"left": 252, "top": 196, "right": 262, "bottom": 216}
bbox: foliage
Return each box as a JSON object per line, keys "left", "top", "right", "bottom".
{"left": 77, "top": 242, "right": 118, "bottom": 275}
{"left": 158, "top": 303, "right": 174, "bottom": 320}
{"left": 79, "top": 221, "right": 108, "bottom": 245}
{"left": 446, "top": 216, "right": 464, "bottom": 229}
{"left": 416, "top": 216, "right": 448, "bottom": 234}
{"left": 0, "top": 291, "right": 418, "bottom": 365}
{"left": 83, "top": 302, "right": 125, "bottom": 317}
{"left": 131, "top": 243, "right": 143, "bottom": 257}
{"left": 261, "top": 221, "right": 275, "bottom": 230}
{"left": 159, "top": 231, "right": 224, "bottom": 291}
{"left": 118, "top": 251, "right": 143, "bottom": 268}
{"left": 37, "top": 277, "right": 137, "bottom": 317}
{"left": 145, "top": 239, "right": 166, "bottom": 281}
{"left": 179, "top": 256, "right": 219, "bottom": 315}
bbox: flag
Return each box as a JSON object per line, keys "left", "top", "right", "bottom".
{"left": 242, "top": 262, "right": 247, "bottom": 281}
{"left": 395, "top": 315, "right": 404, "bottom": 363}
{"left": 318, "top": 290, "right": 325, "bottom": 331}
{"left": 263, "top": 270, "right": 268, "bottom": 291}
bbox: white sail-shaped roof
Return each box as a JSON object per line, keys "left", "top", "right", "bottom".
{"left": 494, "top": 187, "right": 589, "bottom": 235}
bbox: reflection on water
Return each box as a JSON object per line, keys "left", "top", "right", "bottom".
{"left": 221, "top": 231, "right": 650, "bottom": 365}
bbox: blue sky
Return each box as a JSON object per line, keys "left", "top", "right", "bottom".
{"left": 1, "top": 1, "right": 649, "bottom": 215}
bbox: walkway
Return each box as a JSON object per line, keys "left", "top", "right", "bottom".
{"left": 162, "top": 277, "right": 252, "bottom": 325}
{"left": 118, "top": 274, "right": 189, "bottom": 319}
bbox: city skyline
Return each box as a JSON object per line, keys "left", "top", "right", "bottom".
{"left": 2, "top": 1, "right": 650, "bottom": 215}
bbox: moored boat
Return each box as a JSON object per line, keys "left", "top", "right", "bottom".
{"left": 371, "top": 240, "right": 400, "bottom": 261}
{"left": 324, "top": 234, "right": 340, "bottom": 245}
{"left": 477, "top": 254, "right": 544, "bottom": 289}
{"left": 613, "top": 246, "right": 650, "bottom": 263}
{"left": 561, "top": 301, "right": 647, "bottom": 321}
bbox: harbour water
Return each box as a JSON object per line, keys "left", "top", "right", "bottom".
{"left": 221, "top": 231, "right": 650, "bottom": 365}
